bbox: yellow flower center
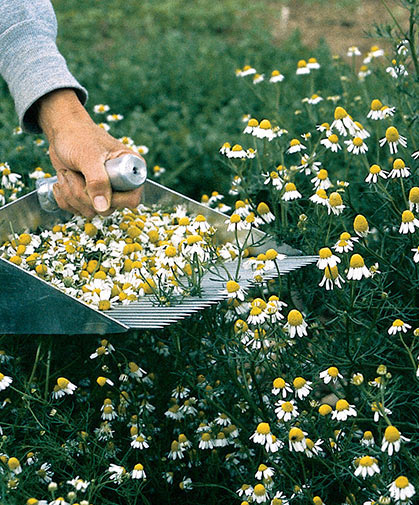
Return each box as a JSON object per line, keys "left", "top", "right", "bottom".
{"left": 318, "top": 404, "right": 332, "bottom": 416}
{"left": 293, "top": 377, "right": 306, "bottom": 389}
{"left": 179, "top": 217, "right": 190, "bottom": 226}
{"left": 324, "top": 266, "right": 339, "bottom": 280}
{"left": 99, "top": 300, "right": 111, "bottom": 311}
{"left": 256, "top": 422, "right": 271, "bottom": 435}
{"left": 226, "top": 280, "right": 240, "bottom": 293}
{"left": 334, "top": 107, "right": 348, "bottom": 120}
{"left": 409, "top": 187, "right": 419, "bottom": 203}
{"left": 7, "top": 457, "right": 20, "bottom": 470}
{"left": 259, "top": 119, "right": 272, "bottom": 129}
{"left": 316, "top": 189, "right": 327, "bottom": 199}
{"left": 335, "top": 399, "right": 349, "bottom": 411}
{"left": 393, "top": 158, "right": 405, "bottom": 170}
{"left": 317, "top": 169, "right": 328, "bottom": 180}
{"left": 384, "top": 426, "right": 400, "bottom": 442}
{"left": 134, "top": 463, "right": 144, "bottom": 471}
{"left": 363, "top": 431, "right": 373, "bottom": 440}
{"left": 186, "top": 235, "right": 202, "bottom": 245}
{"left": 353, "top": 137, "right": 363, "bottom": 147}
{"left": 250, "top": 306, "right": 262, "bottom": 316}
{"left": 392, "top": 319, "right": 404, "bottom": 328}
{"left": 328, "top": 134, "right": 339, "bottom": 143}
{"left": 273, "top": 377, "right": 285, "bottom": 389}
{"left": 271, "top": 70, "right": 280, "bottom": 76}
{"left": 254, "top": 484, "right": 266, "bottom": 496}
{"left": 57, "top": 377, "right": 70, "bottom": 389}
{"left": 385, "top": 126, "right": 399, "bottom": 142}
{"left": 327, "top": 366, "right": 339, "bottom": 377}
{"left": 354, "top": 214, "right": 368, "bottom": 233}
{"left": 287, "top": 309, "right": 303, "bottom": 326}
{"left": 297, "top": 60, "right": 307, "bottom": 68}
{"left": 359, "top": 456, "right": 374, "bottom": 467}
{"left": 165, "top": 245, "right": 177, "bottom": 257}
{"left": 370, "top": 164, "right": 381, "bottom": 174}
{"left": 290, "top": 139, "right": 301, "bottom": 146}
{"left": 350, "top": 254, "right": 365, "bottom": 268}
{"left": 281, "top": 401, "right": 294, "bottom": 412}
{"left": 232, "top": 144, "right": 243, "bottom": 152}
{"left": 97, "top": 377, "right": 107, "bottom": 387}
{"left": 265, "top": 249, "right": 278, "bottom": 260}
{"left": 402, "top": 210, "right": 414, "bottom": 223}
{"left": 319, "top": 247, "right": 333, "bottom": 259}
{"left": 257, "top": 202, "right": 270, "bottom": 215}
{"left": 395, "top": 476, "right": 409, "bottom": 489}
{"left": 285, "top": 182, "right": 297, "bottom": 192}
{"left": 329, "top": 192, "right": 342, "bottom": 207}
{"left": 289, "top": 427, "right": 304, "bottom": 441}
{"left": 371, "top": 99, "right": 383, "bottom": 111}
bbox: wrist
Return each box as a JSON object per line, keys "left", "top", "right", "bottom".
{"left": 38, "top": 89, "right": 92, "bottom": 140}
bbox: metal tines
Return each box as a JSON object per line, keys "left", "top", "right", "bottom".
{"left": 0, "top": 159, "right": 317, "bottom": 334}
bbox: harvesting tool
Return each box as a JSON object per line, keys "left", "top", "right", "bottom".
{"left": 0, "top": 154, "right": 317, "bottom": 334}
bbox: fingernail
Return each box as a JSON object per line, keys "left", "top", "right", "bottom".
{"left": 93, "top": 195, "right": 109, "bottom": 212}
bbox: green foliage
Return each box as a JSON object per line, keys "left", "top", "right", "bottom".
{"left": 0, "top": 1, "right": 418, "bottom": 505}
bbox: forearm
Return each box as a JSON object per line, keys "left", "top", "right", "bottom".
{"left": 38, "top": 89, "right": 93, "bottom": 141}
{"left": 0, "top": 0, "right": 87, "bottom": 133}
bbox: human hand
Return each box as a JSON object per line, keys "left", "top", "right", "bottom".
{"left": 37, "top": 89, "right": 144, "bottom": 218}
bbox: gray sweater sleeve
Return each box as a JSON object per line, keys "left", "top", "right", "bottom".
{"left": 0, "top": 0, "right": 88, "bottom": 133}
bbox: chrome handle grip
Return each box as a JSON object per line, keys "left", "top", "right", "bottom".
{"left": 37, "top": 154, "right": 147, "bottom": 213}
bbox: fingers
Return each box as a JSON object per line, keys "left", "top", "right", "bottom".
{"left": 82, "top": 161, "right": 112, "bottom": 213}
{"left": 55, "top": 170, "right": 97, "bottom": 219}
{"left": 111, "top": 186, "right": 143, "bottom": 210}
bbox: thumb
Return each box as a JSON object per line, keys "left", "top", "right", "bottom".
{"left": 83, "top": 161, "right": 112, "bottom": 213}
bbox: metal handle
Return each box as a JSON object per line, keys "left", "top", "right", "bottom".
{"left": 37, "top": 154, "right": 147, "bottom": 212}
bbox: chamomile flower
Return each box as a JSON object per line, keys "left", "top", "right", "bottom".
{"left": 253, "top": 484, "right": 269, "bottom": 503}
{"left": 257, "top": 202, "right": 275, "bottom": 223}
{"left": 320, "top": 133, "right": 342, "bottom": 152}
{"left": 347, "top": 254, "right": 371, "bottom": 280}
{"left": 353, "top": 214, "right": 369, "bottom": 237}
{"left": 269, "top": 70, "right": 284, "bottom": 82}
{"left": 272, "top": 377, "right": 293, "bottom": 398}
{"left": 379, "top": 127, "right": 407, "bottom": 154}
{"left": 107, "top": 113, "right": 123, "bottom": 122}
{"left": 67, "top": 476, "right": 90, "bottom": 491}
{"left": 223, "top": 280, "right": 246, "bottom": 301}
{"left": 305, "top": 438, "right": 324, "bottom": 458}
{"left": 354, "top": 456, "right": 380, "bottom": 478}
{"left": 51, "top": 377, "right": 77, "bottom": 399}
{"left": 327, "top": 192, "right": 346, "bottom": 215}
{"left": 250, "top": 422, "right": 276, "bottom": 451}
{"left": 347, "top": 46, "right": 361, "bottom": 56}
{"left": 358, "top": 65, "right": 371, "bottom": 80}
{"left": 298, "top": 153, "right": 322, "bottom": 174}
{"left": 253, "top": 73, "right": 264, "bottom": 84}
{"left": 263, "top": 170, "right": 284, "bottom": 190}
{"left": 345, "top": 136, "right": 368, "bottom": 155}
{"left": 367, "top": 99, "right": 384, "bottom": 120}
{"left": 408, "top": 187, "right": 419, "bottom": 212}
{"left": 388, "top": 319, "right": 411, "bottom": 335}
{"left": 365, "top": 164, "right": 387, "bottom": 183}
{"left": 296, "top": 60, "right": 310, "bottom": 74}
{"left": 282, "top": 183, "right": 302, "bottom": 201}
{"left": 360, "top": 431, "right": 375, "bottom": 447}
{"left": 237, "top": 65, "right": 256, "bottom": 77}
{"left": 310, "top": 189, "right": 329, "bottom": 207}
{"left": 131, "top": 463, "right": 146, "bottom": 479}
{"left": 388, "top": 476, "right": 416, "bottom": 502}
{"left": 287, "top": 138, "right": 306, "bottom": 154}
{"left": 363, "top": 45, "right": 384, "bottom": 63}
{"left": 227, "top": 144, "right": 248, "bottom": 159}
{"left": 319, "top": 367, "right": 343, "bottom": 384}
{"left": 7, "top": 457, "right": 22, "bottom": 474}
{"left": 317, "top": 248, "right": 340, "bottom": 269}
{"left": 275, "top": 399, "right": 299, "bottom": 422}
{"left": 254, "top": 119, "right": 277, "bottom": 141}
{"left": 332, "top": 399, "right": 357, "bottom": 421}
{"left": 255, "top": 464, "right": 274, "bottom": 481}
{"left": 389, "top": 158, "right": 410, "bottom": 178}
{"left": 371, "top": 401, "right": 392, "bottom": 422}
{"left": 399, "top": 210, "right": 419, "bottom": 234}
{"left": 331, "top": 107, "right": 358, "bottom": 136}
{"left": 304, "top": 94, "right": 323, "bottom": 105}
{"left": 316, "top": 122, "right": 332, "bottom": 135}
{"left": 285, "top": 310, "right": 308, "bottom": 337}
{"left": 307, "top": 57, "right": 320, "bottom": 69}
{"left": 353, "top": 121, "right": 370, "bottom": 138}
{"left": 288, "top": 427, "right": 307, "bottom": 452}
{"left": 220, "top": 142, "right": 231, "bottom": 155}
{"left": 311, "top": 169, "right": 332, "bottom": 190}
{"left": 381, "top": 426, "right": 410, "bottom": 456}
{"left": 293, "top": 377, "right": 312, "bottom": 399}
{"left": 94, "top": 104, "right": 110, "bottom": 113}
{"left": 0, "top": 372, "right": 12, "bottom": 391}
{"left": 412, "top": 246, "right": 419, "bottom": 263}
{"left": 319, "top": 265, "right": 345, "bottom": 290}
{"left": 243, "top": 118, "right": 259, "bottom": 134}
{"left": 108, "top": 464, "right": 127, "bottom": 483}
